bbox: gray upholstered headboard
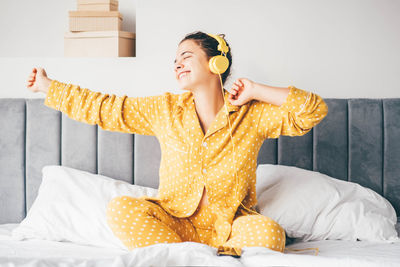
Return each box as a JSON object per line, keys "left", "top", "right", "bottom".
{"left": 1, "top": 97, "right": 399, "bottom": 224}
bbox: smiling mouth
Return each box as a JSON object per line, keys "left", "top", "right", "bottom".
{"left": 178, "top": 71, "right": 190, "bottom": 79}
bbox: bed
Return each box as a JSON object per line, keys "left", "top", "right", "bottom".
{"left": 0, "top": 96, "right": 399, "bottom": 267}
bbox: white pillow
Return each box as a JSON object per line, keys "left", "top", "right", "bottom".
{"left": 255, "top": 164, "right": 399, "bottom": 243}
{"left": 11, "top": 165, "right": 158, "bottom": 250}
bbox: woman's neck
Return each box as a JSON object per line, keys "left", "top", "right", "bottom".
{"left": 192, "top": 80, "right": 226, "bottom": 120}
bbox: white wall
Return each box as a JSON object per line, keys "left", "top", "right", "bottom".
{"left": 0, "top": 0, "right": 399, "bottom": 99}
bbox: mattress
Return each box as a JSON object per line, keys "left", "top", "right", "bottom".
{"left": 1, "top": 223, "right": 399, "bottom": 267}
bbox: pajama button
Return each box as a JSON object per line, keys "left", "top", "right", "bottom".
{"left": 202, "top": 168, "right": 207, "bottom": 174}
{"left": 202, "top": 142, "right": 207, "bottom": 148}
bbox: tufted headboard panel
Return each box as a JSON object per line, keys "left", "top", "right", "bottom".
{"left": 0, "top": 97, "right": 399, "bottom": 223}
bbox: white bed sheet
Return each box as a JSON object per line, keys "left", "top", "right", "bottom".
{"left": 1, "top": 223, "right": 400, "bottom": 267}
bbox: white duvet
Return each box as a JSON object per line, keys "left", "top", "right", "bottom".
{"left": 1, "top": 223, "right": 400, "bottom": 267}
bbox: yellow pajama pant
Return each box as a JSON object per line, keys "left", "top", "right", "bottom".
{"left": 106, "top": 196, "right": 286, "bottom": 255}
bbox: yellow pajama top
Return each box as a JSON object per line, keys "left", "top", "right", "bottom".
{"left": 44, "top": 80, "right": 328, "bottom": 248}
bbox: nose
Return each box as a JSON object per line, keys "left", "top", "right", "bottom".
{"left": 174, "top": 62, "right": 183, "bottom": 73}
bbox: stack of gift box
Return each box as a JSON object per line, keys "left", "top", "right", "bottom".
{"left": 64, "top": 0, "right": 136, "bottom": 57}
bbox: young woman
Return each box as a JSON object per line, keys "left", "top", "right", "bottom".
{"left": 27, "top": 31, "right": 328, "bottom": 257}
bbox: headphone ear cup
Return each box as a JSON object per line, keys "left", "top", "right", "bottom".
{"left": 209, "top": 55, "right": 229, "bottom": 74}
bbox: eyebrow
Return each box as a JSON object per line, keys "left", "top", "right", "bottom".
{"left": 174, "top": 51, "right": 193, "bottom": 64}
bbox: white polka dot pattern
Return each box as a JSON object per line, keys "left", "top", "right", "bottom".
{"left": 44, "top": 80, "right": 168, "bottom": 136}
{"left": 106, "top": 196, "right": 286, "bottom": 254}
{"left": 44, "top": 80, "right": 327, "bottom": 255}
{"left": 257, "top": 85, "right": 329, "bottom": 139}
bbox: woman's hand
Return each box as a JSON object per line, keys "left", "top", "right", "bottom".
{"left": 228, "top": 78, "right": 257, "bottom": 106}
{"left": 27, "top": 67, "right": 52, "bottom": 94}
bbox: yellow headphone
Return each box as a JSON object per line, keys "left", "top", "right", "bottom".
{"left": 206, "top": 33, "right": 259, "bottom": 217}
{"left": 207, "top": 33, "right": 230, "bottom": 75}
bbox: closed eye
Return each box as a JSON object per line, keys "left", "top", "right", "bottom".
{"left": 173, "top": 55, "right": 192, "bottom": 66}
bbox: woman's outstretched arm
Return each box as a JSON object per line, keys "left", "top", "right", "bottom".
{"left": 27, "top": 67, "right": 166, "bottom": 136}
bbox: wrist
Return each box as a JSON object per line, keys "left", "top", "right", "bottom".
{"left": 251, "top": 82, "right": 266, "bottom": 101}
{"left": 42, "top": 78, "right": 53, "bottom": 94}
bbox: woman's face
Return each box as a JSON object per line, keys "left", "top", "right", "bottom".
{"left": 174, "top": 39, "right": 213, "bottom": 91}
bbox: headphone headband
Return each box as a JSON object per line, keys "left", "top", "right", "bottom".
{"left": 207, "top": 33, "right": 229, "bottom": 54}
